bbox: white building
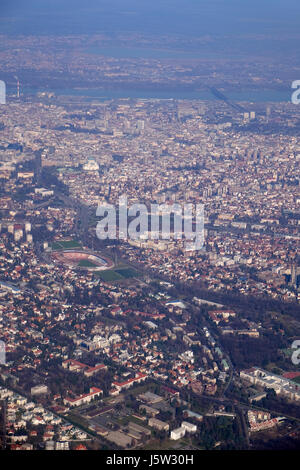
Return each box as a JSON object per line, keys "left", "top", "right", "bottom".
{"left": 181, "top": 421, "right": 197, "bottom": 433}
{"left": 170, "top": 427, "right": 186, "bottom": 440}
{"left": 83, "top": 158, "right": 99, "bottom": 172}
{"left": 64, "top": 387, "right": 102, "bottom": 407}
{"left": 31, "top": 385, "right": 48, "bottom": 396}
{"left": 240, "top": 367, "right": 300, "bottom": 401}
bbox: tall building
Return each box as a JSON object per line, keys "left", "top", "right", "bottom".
{"left": 290, "top": 263, "right": 297, "bottom": 288}
{"left": 137, "top": 120, "right": 145, "bottom": 131}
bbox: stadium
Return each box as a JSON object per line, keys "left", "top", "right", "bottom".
{"left": 51, "top": 250, "right": 113, "bottom": 271}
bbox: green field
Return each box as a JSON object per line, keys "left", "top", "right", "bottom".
{"left": 52, "top": 239, "right": 82, "bottom": 250}
{"left": 51, "top": 241, "right": 64, "bottom": 250}
{"left": 292, "top": 376, "right": 300, "bottom": 384}
{"left": 78, "top": 259, "right": 98, "bottom": 268}
{"left": 114, "top": 268, "right": 140, "bottom": 278}
{"left": 97, "top": 270, "right": 124, "bottom": 281}
{"left": 96, "top": 267, "right": 140, "bottom": 282}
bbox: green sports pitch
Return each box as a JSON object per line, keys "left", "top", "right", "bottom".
{"left": 51, "top": 240, "right": 82, "bottom": 251}
{"left": 96, "top": 267, "right": 140, "bottom": 282}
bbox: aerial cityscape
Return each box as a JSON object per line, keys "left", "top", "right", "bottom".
{"left": 0, "top": 0, "right": 299, "bottom": 456}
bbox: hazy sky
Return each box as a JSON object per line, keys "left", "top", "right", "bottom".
{"left": 0, "top": 0, "right": 300, "bottom": 36}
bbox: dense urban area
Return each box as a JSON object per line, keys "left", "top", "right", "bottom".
{"left": 0, "top": 16, "right": 300, "bottom": 451}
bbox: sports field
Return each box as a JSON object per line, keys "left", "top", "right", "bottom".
{"left": 78, "top": 259, "right": 98, "bottom": 268}
{"left": 97, "top": 267, "right": 140, "bottom": 282}
{"left": 52, "top": 240, "right": 82, "bottom": 251}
